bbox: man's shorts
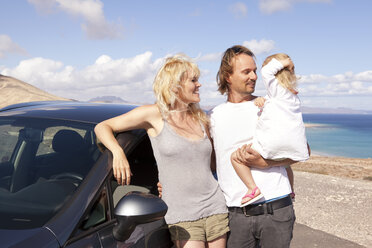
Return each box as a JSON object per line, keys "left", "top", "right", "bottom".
{"left": 168, "top": 213, "right": 229, "bottom": 242}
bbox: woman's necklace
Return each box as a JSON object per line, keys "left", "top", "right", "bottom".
{"left": 169, "top": 108, "right": 188, "bottom": 113}
{"left": 167, "top": 114, "right": 203, "bottom": 139}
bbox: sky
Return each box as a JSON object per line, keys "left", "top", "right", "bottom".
{"left": 1, "top": 0, "right": 372, "bottom": 111}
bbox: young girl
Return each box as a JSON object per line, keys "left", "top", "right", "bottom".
{"left": 95, "top": 55, "right": 229, "bottom": 248}
{"left": 231, "top": 53, "right": 309, "bottom": 206}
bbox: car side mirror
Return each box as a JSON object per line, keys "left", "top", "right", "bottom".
{"left": 113, "top": 191, "right": 168, "bottom": 241}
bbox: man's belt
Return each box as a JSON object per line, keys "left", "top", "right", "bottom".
{"left": 228, "top": 195, "right": 292, "bottom": 217}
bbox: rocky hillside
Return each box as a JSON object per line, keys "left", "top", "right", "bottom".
{"left": 0, "top": 74, "right": 70, "bottom": 109}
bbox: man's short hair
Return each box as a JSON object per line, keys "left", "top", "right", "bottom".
{"left": 216, "top": 45, "right": 255, "bottom": 95}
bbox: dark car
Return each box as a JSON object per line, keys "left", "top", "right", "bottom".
{"left": 0, "top": 101, "right": 173, "bottom": 248}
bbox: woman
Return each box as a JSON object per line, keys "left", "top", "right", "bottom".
{"left": 94, "top": 54, "right": 228, "bottom": 248}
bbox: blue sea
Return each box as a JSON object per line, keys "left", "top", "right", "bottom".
{"left": 303, "top": 114, "right": 372, "bottom": 159}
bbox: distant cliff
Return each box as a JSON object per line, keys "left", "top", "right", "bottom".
{"left": 89, "top": 95, "right": 129, "bottom": 103}
{"left": 301, "top": 106, "right": 372, "bottom": 115}
{"left": 0, "top": 74, "right": 70, "bottom": 109}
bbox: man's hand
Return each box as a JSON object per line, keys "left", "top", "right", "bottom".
{"left": 232, "top": 144, "right": 269, "bottom": 168}
{"left": 233, "top": 144, "right": 295, "bottom": 168}
{"left": 157, "top": 182, "right": 162, "bottom": 198}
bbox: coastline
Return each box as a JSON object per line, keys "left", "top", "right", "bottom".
{"left": 304, "top": 123, "right": 328, "bottom": 128}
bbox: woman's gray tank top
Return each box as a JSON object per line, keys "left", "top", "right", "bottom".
{"left": 149, "top": 120, "right": 227, "bottom": 224}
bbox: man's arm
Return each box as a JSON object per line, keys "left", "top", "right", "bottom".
{"left": 232, "top": 144, "right": 295, "bottom": 169}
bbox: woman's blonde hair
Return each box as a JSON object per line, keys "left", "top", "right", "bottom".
{"left": 262, "top": 53, "right": 298, "bottom": 92}
{"left": 153, "top": 54, "right": 209, "bottom": 125}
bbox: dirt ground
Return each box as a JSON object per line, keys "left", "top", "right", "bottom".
{"left": 291, "top": 155, "right": 372, "bottom": 247}
{"left": 291, "top": 155, "right": 372, "bottom": 181}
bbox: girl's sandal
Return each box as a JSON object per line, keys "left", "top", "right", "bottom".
{"left": 241, "top": 187, "right": 264, "bottom": 207}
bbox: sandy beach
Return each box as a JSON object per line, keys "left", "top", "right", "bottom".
{"left": 291, "top": 155, "right": 372, "bottom": 247}
{"left": 292, "top": 155, "right": 372, "bottom": 181}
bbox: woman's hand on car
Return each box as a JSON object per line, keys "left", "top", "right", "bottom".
{"left": 112, "top": 148, "right": 132, "bottom": 185}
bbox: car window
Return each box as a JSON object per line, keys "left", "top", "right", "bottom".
{"left": 0, "top": 117, "right": 98, "bottom": 230}
{"left": 76, "top": 133, "right": 159, "bottom": 230}
{"left": 81, "top": 184, "right": 110, "bottom": 230}
{"left": 111, "top": 134, "right": 160, "bottom": 206}
{"left": 36, "top": 126, "right": 87, "bottom": 156}
{"left": 69, "top": 132, "right": 159, "bottom": 232}
{"left": 69, "top": 132, "right": 169, "bottom": 247}
{"left": 0, "top": 124, "right": 22, "bottom": 163}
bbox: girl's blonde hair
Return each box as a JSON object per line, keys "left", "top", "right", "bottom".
{"left": 262, "top": 53, "right": 298, "bottom": 92}
{"left": 153, "top": 54, "right": 209, "bottom": 125}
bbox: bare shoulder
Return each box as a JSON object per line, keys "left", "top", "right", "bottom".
{"left": 139, "top": 104, "right": 163, "bottom": 136}
{"left": 137, "top": 104, "right": 162, "bottom": 120}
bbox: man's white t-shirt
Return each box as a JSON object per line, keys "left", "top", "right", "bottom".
{"left": 210, "top": 101, "right": 292, "bottom": 207}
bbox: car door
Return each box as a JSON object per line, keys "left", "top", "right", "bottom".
{"left": 65, "top": 131, "right": 172, "bottom": 248}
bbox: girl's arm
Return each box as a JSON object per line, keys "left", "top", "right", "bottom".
{"left": 261, "top": 58, "right": 284, "bottom": 83}
{"left": 254, "top": 97, "right": 266, "bottom": 108}
{"left": 94, "top": 104, "right": 161, "bottom": 185}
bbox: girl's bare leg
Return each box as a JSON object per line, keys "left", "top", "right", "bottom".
{"left": 286, "top": 166, "right": 295, "bottom": 200}
{"left": 231, "top": 151, "right": 262, "bottom": 204}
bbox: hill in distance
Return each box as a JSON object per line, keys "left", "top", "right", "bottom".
{"left": 89, "top": 95, "right": 129, "bottom": 103}
{"left": 301, "top": 106, "right": 372, "bottom": 115}
{"left": 89, "top": 95, "right": 150, "bottom": 106}
{"left": 0, "top": 74, "right": 70, "bottom": 109}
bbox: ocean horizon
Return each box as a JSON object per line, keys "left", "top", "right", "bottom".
{"left": 303, "top": 113, "right": 372, "bottom": 159}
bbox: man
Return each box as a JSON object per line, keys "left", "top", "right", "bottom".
{"left": 209, "top": 45, "right": 295, "bottom": 248}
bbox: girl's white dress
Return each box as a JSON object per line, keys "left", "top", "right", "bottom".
{"left": 252, "top": 58, "right": 309, "bottom": 161}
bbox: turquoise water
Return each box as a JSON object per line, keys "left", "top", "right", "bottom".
{"left": 303, "top": 114, "right": 372, "bottom": 159}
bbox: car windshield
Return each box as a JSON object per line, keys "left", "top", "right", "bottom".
{"left": 0, "top": 116, "right": 98, "bottom": 230}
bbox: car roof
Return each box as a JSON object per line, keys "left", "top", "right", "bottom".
{"left": 0, "top": 101, "right": 139, "bottom": 124}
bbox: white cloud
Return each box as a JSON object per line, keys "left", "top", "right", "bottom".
{"left": 2, "top": 52, "right": 372, "bottom": 106}
{"left": 351, "top": 81, "right": 364, "bottom": 90}
{"left": 1, "top": 57, "right": 71, "bottom": 90}
{"left": 28, "top": 0, "right": 123, "bottom": 39}
{"left": 1, "top": 52, "right": 162, "bottom": 102}
{"left": 80, "top": 52, "right": 158, "bottom": 88}
{"left": 229, "top": 2, "right": 248, "bottom": 18}
{"left": 299, "top": 74, "right": 328, "bottom": 83}
{"left": 194, "top": 52, "right": 222, "bottom": 62}
{"left": 27, "top": 0, "right": 57, "bottom": 14}
{"left": 299, "top": 71, "right": 372, "bottom": 85}
{"left": 199, "top": 79, "right": 226, "bottom": 106}
{"left": 0, "top": 35, "right": 27, "bottom": 58}
{"left": 0, "top": 51, "right": 224, "bottom": 105}
{"left": 259, "top": 0, "right": 292, "bottom": 14}
{"left": 243, "top": 39, "right": 275, "bottom": 55}
{"left": 259, "top": 0, "right": 332, "bottom": 14}
{"left": 298, "top": 70, "right": 372, "bottom": 97}
{"left": 355, "top": 70, "right": 372, "bottom": 81}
